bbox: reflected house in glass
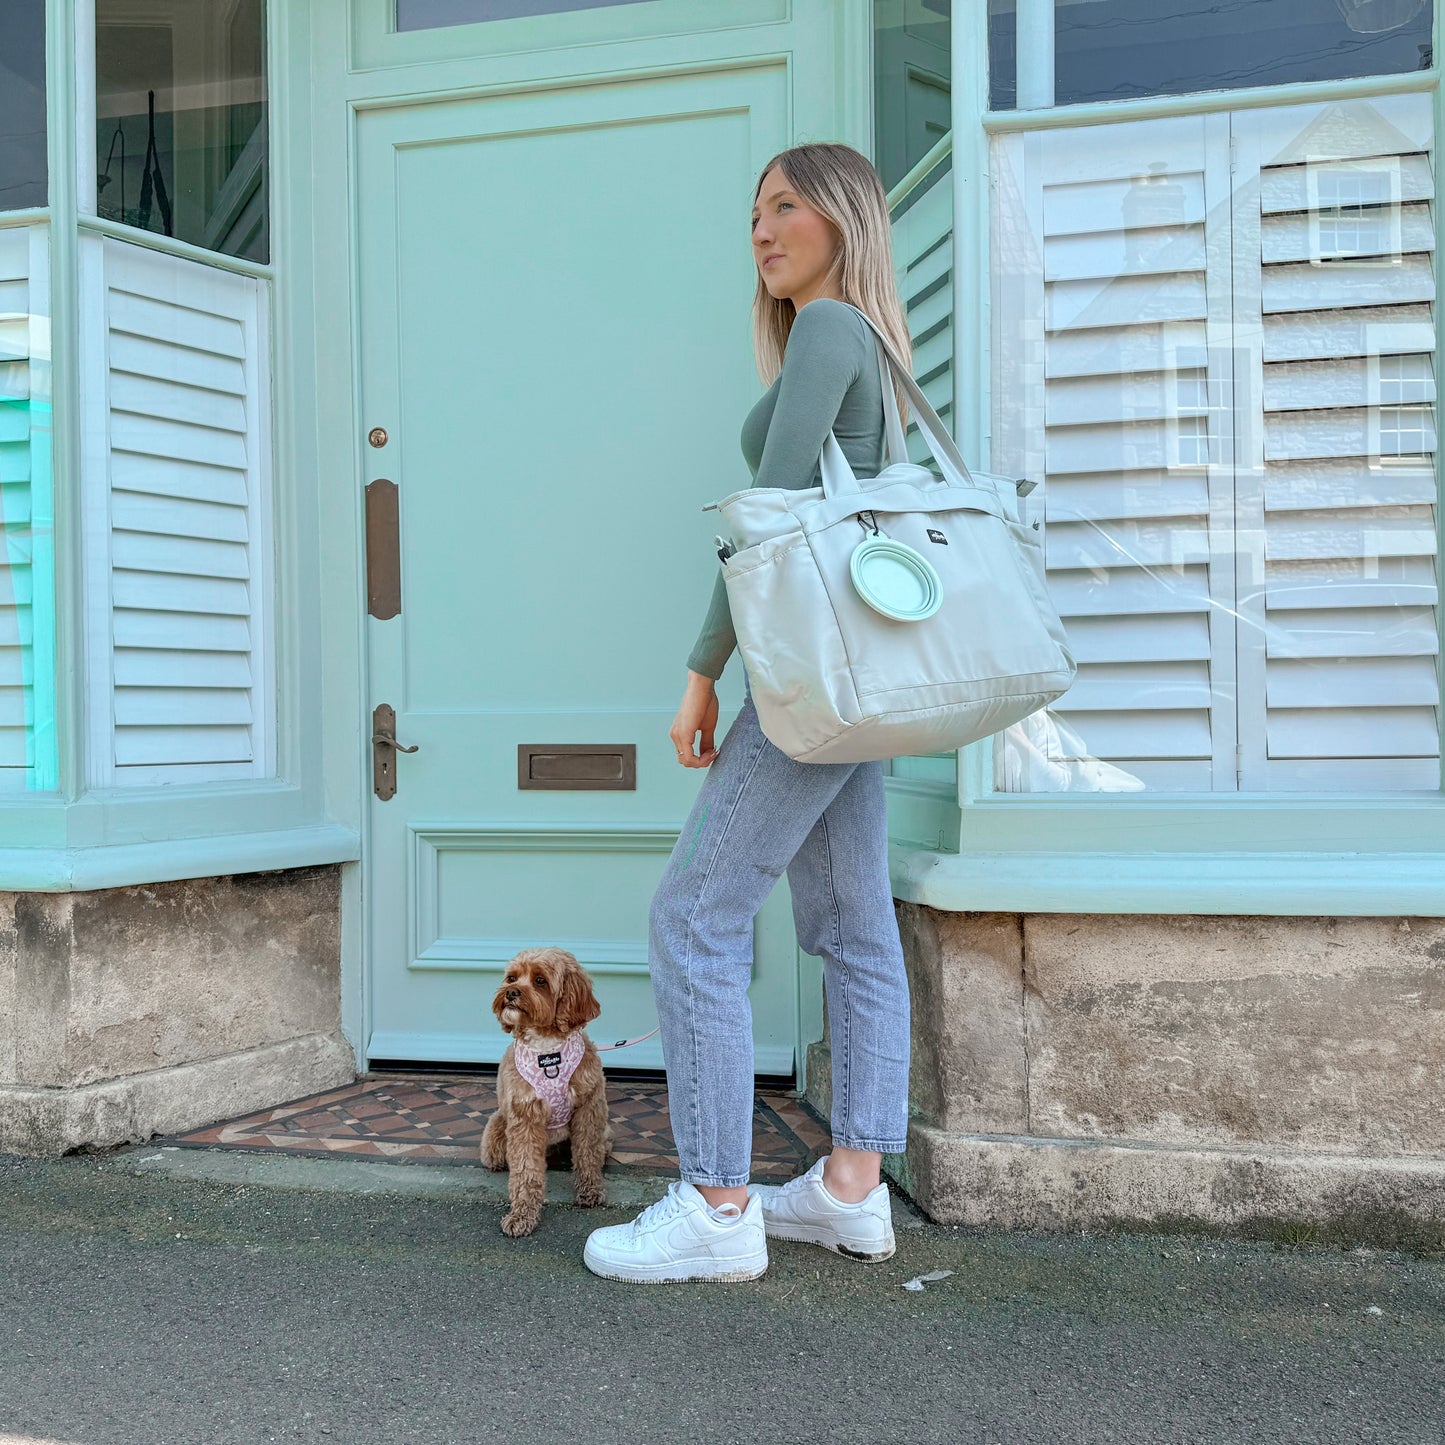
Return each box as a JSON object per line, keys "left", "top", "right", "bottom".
{"left": 94, "top": 0, "right": 267, "bottom": 261}
{"left": 0, "top": 0, "right": 1441, "bottom": 1241}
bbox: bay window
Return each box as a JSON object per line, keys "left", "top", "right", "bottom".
{"left": 992, "top": 93, "right": 1439, "bottom": 794}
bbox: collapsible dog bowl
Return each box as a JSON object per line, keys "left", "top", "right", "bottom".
{"left": 849, "top": 535, "right": 943, "bottom": 621}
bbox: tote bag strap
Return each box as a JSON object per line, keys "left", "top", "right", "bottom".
{"left": 820, "top": 302, "right": 1000, "bottom": 506}
{"left": 820, "top": 335, "right": 908, "bottom": 491}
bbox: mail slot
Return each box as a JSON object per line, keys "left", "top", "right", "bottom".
{"left": 518, "top": 744, "right": 637, "bottom": 791}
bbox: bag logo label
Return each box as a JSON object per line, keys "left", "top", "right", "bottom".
{"left": 926, "top": 529, "right": 948, "bottom": 545}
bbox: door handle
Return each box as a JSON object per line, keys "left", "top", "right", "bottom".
{"left": 371, "top": 726, "right": 418, "bottom": 753}
{"left": 372, "top": 703, "right": 417, "bottom": 801}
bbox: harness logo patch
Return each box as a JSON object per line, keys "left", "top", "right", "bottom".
{"left": 926, "top": 529, "right": 948, "bottom": 545}
{"left": 537, "top": 1051, "right": 563, "bottom": 1078}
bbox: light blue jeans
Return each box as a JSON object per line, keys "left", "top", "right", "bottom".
{"left": 648, "top": 678, "right": 912, "bottom": 1188}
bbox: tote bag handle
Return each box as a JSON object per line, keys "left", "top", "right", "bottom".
{"left": 820, "top": 302, "right": 1001, "bottom": 507}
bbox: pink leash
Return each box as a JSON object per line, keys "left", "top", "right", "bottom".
{"left": 593, "top": 1026, "right": 660, "bottom": 1053}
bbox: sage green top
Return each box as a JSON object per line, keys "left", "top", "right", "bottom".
{"left": 686, "top": 297, "right": 887, "bottom": 681}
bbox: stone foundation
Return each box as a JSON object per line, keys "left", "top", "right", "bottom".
{"left": 0, "top": 867, "right": 356, "bottom": 1154}
{"left": 807, "top": 906, "right": 1445, "bottom": 1244}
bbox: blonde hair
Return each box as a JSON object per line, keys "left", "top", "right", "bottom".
{"left": 750, "top": 142, "right": 913, "bottom": 428}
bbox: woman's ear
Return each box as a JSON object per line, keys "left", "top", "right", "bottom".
{"left": 557, "top": 961, "right": 602, "bottom": 1031}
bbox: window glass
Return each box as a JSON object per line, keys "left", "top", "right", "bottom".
{"left": 876, "top": 2, "right": 959, "bottom": 787}
{"left": 95, "top": 0, "right": 268, "bottom": 263}
{"left": 0, "top": 0, "right": 47, "bottom": 212}
{"left": 873, "top": 0, "right": 951, "bottom": 193}
{"left": 397, "top": 0, "right": 657, "bottom": 29}
{"left": 989, "top": 0, "right": 1432, "bottom": 109}
{"left": 989, "top": 0, "right": 1018, "bottom": 112}
{"left": 0, "top": 227, "right": 57, "bottom": 791}
{"left": 989, "top": 96, "right": 1440, "bottom": 794}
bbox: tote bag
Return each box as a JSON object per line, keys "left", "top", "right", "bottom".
{"left": 705, "top": 302, "right": 1076, "bottom": 764}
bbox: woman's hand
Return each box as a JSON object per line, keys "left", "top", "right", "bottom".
{"left": 671, "top": 671, "right": 721, "bottom": 767}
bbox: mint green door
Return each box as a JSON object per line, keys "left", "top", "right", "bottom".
{"left": 357, "top": 56, "right": 833, "bottom": 1073}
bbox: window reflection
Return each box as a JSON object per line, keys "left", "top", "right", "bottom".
{"left": 988, "top": 0, "right": 1432, "bottom": 110}
{"left": 95, "top": 0, "right": 268, "bottom": 263}
{"left": 873, "top": 0, "right": 952, "bottom": 193}
{"left": 0, "top": 0, "right": 46, "bottom": 212}
{"left": 0, "top": 228, "right": 57, "bottom": 791}
{"left": 990, "top": 96, "right": 1440, "bottom": 794}
{"left": 397, "top": 0, "right": 657, "bottom": 29}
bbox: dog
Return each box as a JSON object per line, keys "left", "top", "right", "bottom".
{"left": 480, "top": 946, "right": 612, "bottom": 1237}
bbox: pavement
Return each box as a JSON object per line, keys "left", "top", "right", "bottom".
{"left": 0, "top": 1144, "right": 1442, "bottom": 1445}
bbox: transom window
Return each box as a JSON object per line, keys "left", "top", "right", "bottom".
{"left": 397, "top": 0, "right": 658, "bottom": 30}
{"left": 989, "top": 0, "right": 1434, "bottom": 111}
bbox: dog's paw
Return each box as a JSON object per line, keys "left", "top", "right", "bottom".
{"left": 573, "top": 1181, "right": 606, "bottom": 1209}
{"left": 501, "top": 1208, "right": 540, "bottom": 1237}
{"left": 480, "top": 1149, "right": 507, "bottom": 1172}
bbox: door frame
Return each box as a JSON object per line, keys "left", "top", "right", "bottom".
{"left": 297, "top": 0, "right": 874, "bottom": 1079}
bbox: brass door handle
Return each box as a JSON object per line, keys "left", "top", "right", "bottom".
{"left": 372, "top": 703, "right": 416, "bottom": 802}
{"left": 371, "top": 726, "right": 418, "bottom": 754}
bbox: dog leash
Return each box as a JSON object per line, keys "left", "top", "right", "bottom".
{"left": 593, "top": 1026, "right": 661, "bottom": 1053}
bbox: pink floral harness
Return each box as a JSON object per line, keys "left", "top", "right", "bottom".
{"left": 512, "top": 1031, "right": 586, "bottom": 1129}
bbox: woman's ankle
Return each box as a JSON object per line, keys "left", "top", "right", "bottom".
{"left": 695, "top": 1182, "right": 750, "bottom": 1212}
{"left": 822, "top": 1147, "right": 882, "bottom": 1204}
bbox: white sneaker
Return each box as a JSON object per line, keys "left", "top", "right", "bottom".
{"left": 748, "top": 1155, "right": 896, "bottom": 1262}
{"left": 582, "top": 1180, "right": 769, "bottom": 1284}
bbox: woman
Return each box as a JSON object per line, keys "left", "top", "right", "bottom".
{"left": 584, "top": 142, "right": 914, "bottom": 1284}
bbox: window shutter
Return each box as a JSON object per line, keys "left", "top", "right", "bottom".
{"left": 993, "top": 115, "right": 1239, "bottom": 791}
{"left": 83, "top": 238, "right": 272, "bottom": 785}
{"left": 0, "top": 226, "right": 54, "bottom": 792}
{"left": 892, "top": 150, "right": 954, "bottom": 445}
{"left": 1232, "top": 94, "right": 1440, "bottom": 790}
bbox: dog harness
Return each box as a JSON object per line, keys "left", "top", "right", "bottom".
{"left": 513, "top": 1031, "right": 586, "bottom": 1129}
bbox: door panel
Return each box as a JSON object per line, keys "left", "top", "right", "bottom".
{"left": 359, "top": 66, "right": 805, "bottom": 1071}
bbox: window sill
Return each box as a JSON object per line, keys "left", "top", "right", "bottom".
{"left": 889, "top": 843, "right": 1445, "bottom": 917}
{"left": 0, "top": 823, "right": 360, "bottom": 892}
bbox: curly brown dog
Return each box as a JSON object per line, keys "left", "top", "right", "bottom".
{"left": 480, "top": 946, "right": 612, "bottom": 1237}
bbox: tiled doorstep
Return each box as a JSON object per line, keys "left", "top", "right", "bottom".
{"left": 158, "top": 1072, "right": 834, "bottom": 1180}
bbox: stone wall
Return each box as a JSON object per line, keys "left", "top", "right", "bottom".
{"left": 0, "top": 867, "right": 356, "bottom": 1154}
{"left": 807, "top": 905, "right": 1445, "bottom": 1243}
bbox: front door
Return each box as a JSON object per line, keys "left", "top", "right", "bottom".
{"left": 356, "top": 35, "right": 840, "bottom": 1073}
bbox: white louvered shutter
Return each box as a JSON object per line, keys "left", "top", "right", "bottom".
{"left": 0, "top": 226, "right": 55, "bottom": 792}
{"left": 888, "top": 150, "right": 964, "bottom": 784}
{"left": 82, "top": 237, "right": 272, "bottom": 785}
{"left": 1232, "top": 93, "right": 1440, "bottom": 791}
{"left": 992, "top": 115, "right": 1239, "bottom": 791}
{"left": 892, "top": 152, "right": 955, "bottom": 443}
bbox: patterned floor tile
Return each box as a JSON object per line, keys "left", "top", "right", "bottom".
{"left": 161, "top": 1073, "right": 832, "bottom": 1179}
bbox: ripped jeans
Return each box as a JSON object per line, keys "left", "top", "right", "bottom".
{"left": 647, "top": 680, "right": 912, "bottom": 1188}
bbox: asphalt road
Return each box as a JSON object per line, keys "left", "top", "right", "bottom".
{"left": 0, "top": 1148, "right": 1442, "bottom": 1445}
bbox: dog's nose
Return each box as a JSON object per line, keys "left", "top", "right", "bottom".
{"left": 505, "top": 988, "right": 520, "bottom": 1002}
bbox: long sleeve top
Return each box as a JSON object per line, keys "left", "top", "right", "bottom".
{"left": 685, "top": 297, "right": 887, "bottom": 681}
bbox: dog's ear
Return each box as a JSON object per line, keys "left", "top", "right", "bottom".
{"left": 555, "top": 958, "right": 603, "bottom": 1031}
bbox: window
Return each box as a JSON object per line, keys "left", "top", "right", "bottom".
{"left": 396, "top": 0, "right": 658, "bottom": 29}
{"left": 989, "top": 0, "right": 1432, "bottom": 110}
{"left": 990, "top": 93, "right": 1439, "bottom": 794}
{"left": 95, "top": 0, "right": 268, "bottom": 263}
{"left": 0, "top": 226, "right": 56, "bottom": 791}
{"left": 0, "top": 0, "right": 47, "bottom": 212}
{"left": 878, "top": 2, "right": 960, "bottom": 791}
{"left": 873, "top": 0, "right": 952, "bottom": 193}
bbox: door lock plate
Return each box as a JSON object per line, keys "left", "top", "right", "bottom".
{"left": 365, "top": 478, "right": 401, "bottom": 619}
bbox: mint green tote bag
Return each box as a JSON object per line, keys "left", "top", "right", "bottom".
{"left": 706, "top": 303, "right": 1076, "bottom": 764}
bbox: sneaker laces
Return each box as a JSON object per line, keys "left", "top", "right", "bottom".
{"left": 630, "top": 1182, "right": 688, "bottom": 1235}
{"left": 777, "top": 1158, "right": 827, "bottom": 1198}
